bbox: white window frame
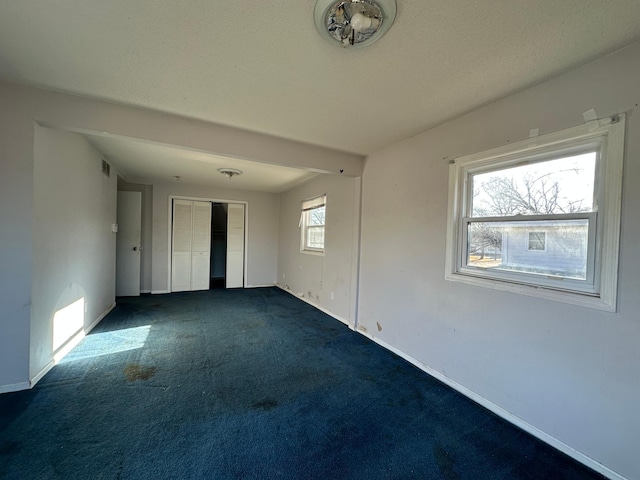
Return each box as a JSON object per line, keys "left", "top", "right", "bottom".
{"left": 300, "top": 194, "right": 326, "bottom": 255}
{"left": 445, "top": 114, "right": 625, "bottom": 311}
{"left": 527, "top": 231, "right": 547, "bottom": 252}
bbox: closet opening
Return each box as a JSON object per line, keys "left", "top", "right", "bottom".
{"left": 209, "top": 203, "right": 228, "bottom": 289}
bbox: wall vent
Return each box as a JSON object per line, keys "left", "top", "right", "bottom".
{"left": 101, "top": 158, "right": 111, "bottom": 177}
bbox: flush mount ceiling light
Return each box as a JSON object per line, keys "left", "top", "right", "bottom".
{"left": 314, "top": 0, "right": 396, "bottom": 48}
{"left": 218, "top": 168, "right": 243, "bottom": 179}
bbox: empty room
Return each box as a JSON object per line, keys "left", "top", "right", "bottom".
{"left": 1, "top": 2, "right": 639, "bottom": 479}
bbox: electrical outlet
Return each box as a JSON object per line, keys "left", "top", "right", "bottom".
{"left": 330, "top": 292, "right": 334, "bottom": 300}
{"left": 282, "top": 273, "right": 285, "bottom": 279}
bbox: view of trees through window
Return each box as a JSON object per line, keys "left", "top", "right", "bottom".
{"left": 305, "top": 205, "right": 325, "bottom": 250}
{"left": 467, "top": 152, "right": 596, "bottom": 279}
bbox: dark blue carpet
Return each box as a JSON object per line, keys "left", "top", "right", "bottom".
{"left": 0, "top": 287, "right": 603, "bottom": 479}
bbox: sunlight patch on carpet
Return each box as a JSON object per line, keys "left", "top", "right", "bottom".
{"left": 59, "top": 325, "right": 151, "bottom": 363}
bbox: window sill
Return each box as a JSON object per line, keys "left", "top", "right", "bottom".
{"left": 445, "top": 271, "right": 615, "bottom": 312}
{"left": 301, "top": 249, "right": 324, "bottom": 257}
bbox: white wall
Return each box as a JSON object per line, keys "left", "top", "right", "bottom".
{"left": 358, "top": 42, "right": 640, "bottom": 480}
{"left": 150, "top": 182, "right": 280, "bottom": 292}
{"left": 0, "top": 90, "right": 33, "bottom": 392}
{"left": 31, "top": 125, "right": 118, "bottom": 380}
{"left": 277, "top": 174, "right": 360, "bottom": 326}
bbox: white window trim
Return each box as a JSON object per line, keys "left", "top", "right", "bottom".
{"left": 300, "top": 194, "right": 326, "bottom": 255}
{"left": 527, "top": 231, "right": 547, "bottom": 252}
{"left": 445, "top": 114, "right": 625, "bottom": 312}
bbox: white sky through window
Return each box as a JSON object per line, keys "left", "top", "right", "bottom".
{"left": 472, "top": 152, "right": 596, "bottom": 216}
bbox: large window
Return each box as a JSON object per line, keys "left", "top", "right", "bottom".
{"left": 300, "top": 195, "right": 326, "bottom": 254}
{"left": 445, "top": 115, "right": 625, "bottom": 311}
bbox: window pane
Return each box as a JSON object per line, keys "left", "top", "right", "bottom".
{"left": 306, "top": 226, "right": 325, "bottom": 249}
{"left": 467, "top": 219, "right": 589, "bottom": 280}
{"left": 528, "top": 232, "right": 546, "bottom": 251}
{"left": 472, "top": 152, "right": 596, "bottom": 217}
{"left": 307, "top": 206, "right": 325, "bottom": 226}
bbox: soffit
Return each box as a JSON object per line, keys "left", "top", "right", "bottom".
{"left": 86, "top": 134, "right": 319, "bottom": 193}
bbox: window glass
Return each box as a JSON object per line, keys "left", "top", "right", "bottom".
{"left": 528, "top": 232, "right": 546, "bottom": 251}
{"left": 467, "top": 220, "right": 588, "bottom": 280}
{"left": 471, "top": 153, "right": 596, "bottom": 217}
{"left": 465, "top": 152, "right": 596, "bottom": 284}
{"left": 305, "top": 205, "right": 325, "bottom": 249}
{"left": 301, "top": 195, "right": 326, "bottom": 253}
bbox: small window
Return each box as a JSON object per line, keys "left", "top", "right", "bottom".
{"left": 527, "top": 232, "right": 546, "bottom": 251}
{"left": 300, "top": 195, "right": 326, "bottom": 254}
{"left": 445, "top": 115, "right": 625, "bottom": 311}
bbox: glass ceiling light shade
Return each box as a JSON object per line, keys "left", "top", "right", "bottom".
{"left": 314, "top": 0, "right": 396, "bottom": 48}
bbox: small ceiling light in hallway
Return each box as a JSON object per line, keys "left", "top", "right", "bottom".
{"left": 218, "top": 168, "right": 243, "bottom": 179}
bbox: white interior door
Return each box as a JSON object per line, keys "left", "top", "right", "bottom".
{"left": 116, "top": 191, "right": 142, "bottom": 296}
{"left": 171, "top": 199, "right": 212, "bottom": 292}
{"left": 226, "top": 203, "right": 245, "bottom": 288}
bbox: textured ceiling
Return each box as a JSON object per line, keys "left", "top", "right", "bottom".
{"left": 1, "top": 1, "right": 639, "bottom": 158}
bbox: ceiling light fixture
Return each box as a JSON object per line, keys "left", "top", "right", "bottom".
{"left": 314, "top": 0, "right": 396, "bottom": 48}
{"left": 218, "top": 168, "right": 243, "bottom": 179}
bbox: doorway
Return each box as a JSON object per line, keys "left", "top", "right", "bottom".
{"left": 209, "top": 203, "right": 227, "bottom": 289}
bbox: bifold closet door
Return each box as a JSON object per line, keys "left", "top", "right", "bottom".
{"left": 226, "top": 203, "right": 245, "bottom": 288}
{"left": 171, "top": 199, "right": 211, "bottom": 292}
{"left": 190, "top": 201, "right": 212, "bottom": 290}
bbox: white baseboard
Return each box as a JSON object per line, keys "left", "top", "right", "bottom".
{"left": 0, "top": 381, "right": 31, "bottom": 395}
{"left": 86, "top": 302, "right": 115, "bottom": 334}
{"left": 357, "top": 331, "right": 626, "bottom": 480}
{"left": 30, "top": 302, "right": 117, "bottom": 389}
{"left": 276, "top": 284, "right": 352, "bottom": 328}
{"left": 29, "top": 360, "right": 55, "bottom": 388}
{"left": 141, "top": 289, "right": 151, "bottom": 294}
{"left": 154, "top": 285, "right": 275, "bottom": 292}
